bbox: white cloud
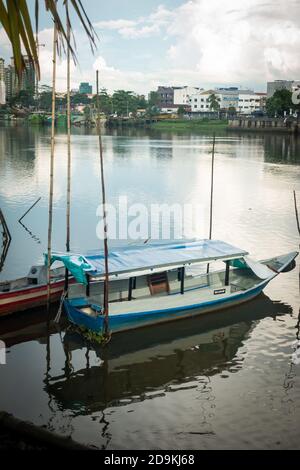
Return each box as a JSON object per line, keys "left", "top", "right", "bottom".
{"left": 164, "top": 0, "right": 300, "bottom": 85}
{"left": 94, "top": 5, "right": 174, "bottom": 39}
{"left": 117, "top": 23, "right": 160, "bottom": 39}
{"left": 95, "top": 19, "right": 136, "bottom": 30}
{"left": 94, "top": 0, "right": 300, "bottom": 89}
{"left": 92, "top": 56, "right": 145, "bottom": 92}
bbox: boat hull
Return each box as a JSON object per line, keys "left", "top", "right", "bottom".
{"left": 64, "top": 280, "right": 268, "bottom": 334}
{"left": 0, "top": 280, "right": 65, "bottom": 317}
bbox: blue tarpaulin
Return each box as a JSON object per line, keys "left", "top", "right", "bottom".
{"left": 47, "top": 239, "right": 248, "bottom": 285}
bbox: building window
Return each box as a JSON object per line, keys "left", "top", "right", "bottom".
{"left": 194, "top": 105, "right": 197, "bottom": 108}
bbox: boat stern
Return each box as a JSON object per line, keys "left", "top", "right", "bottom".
{"left": 64, "top": 298, "right": 104, "bottom": 333}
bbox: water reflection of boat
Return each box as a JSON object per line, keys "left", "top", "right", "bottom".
{"left": 46, "top": 295, "right": 292, "bottom": 415}
{"left": 0, "top": 209, "right": 11, "bottom": 274}
{"left": 0, "top": 306, "right": 66, "bottom": 347}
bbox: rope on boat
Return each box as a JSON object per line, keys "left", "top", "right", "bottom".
{"left": 54, "top": 290, "right": 67, "bottom": 323}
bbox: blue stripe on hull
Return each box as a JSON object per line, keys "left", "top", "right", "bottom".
{"left": 64, "top": 280, "right": 268, "bottom": 334}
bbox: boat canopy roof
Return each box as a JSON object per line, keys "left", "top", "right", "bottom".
{"left": 47, "top": 239, "right": 248, "bottom": 285}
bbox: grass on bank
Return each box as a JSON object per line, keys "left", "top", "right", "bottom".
{"left": 151, "top": 118, "right": 228, "bottom": 132}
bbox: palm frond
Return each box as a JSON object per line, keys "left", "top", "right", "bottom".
{"left": 0, "top": 0, "right": 98, "bottom": 81}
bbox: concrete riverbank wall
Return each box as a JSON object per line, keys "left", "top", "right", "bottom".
{"left": 228, "top": 118, "right": 299, "bottom": 134}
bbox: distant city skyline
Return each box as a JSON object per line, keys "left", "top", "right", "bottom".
{"left": 0, "top": 0, "right": 300, "bottom": 94}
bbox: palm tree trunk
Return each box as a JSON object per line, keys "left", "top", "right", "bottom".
{"left": 47, "top": 21, "right": 57, "bottom": 308}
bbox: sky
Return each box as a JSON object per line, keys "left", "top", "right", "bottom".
{"left": 1, "top": 0, "right": 300, "bottom": 95}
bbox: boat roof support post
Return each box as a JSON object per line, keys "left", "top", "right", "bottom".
{"left": 225, "top": 261, "right": 230, "bottom": 286}
{"left": 181, "top": 267, "right": 185, "bottom": 295}
{"left": 128, "top": 277, "right": 133, "bottom": 301}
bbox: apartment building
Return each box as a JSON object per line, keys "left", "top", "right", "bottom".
{"left": 173, "top": 86, "right": 202, "bottom": 105}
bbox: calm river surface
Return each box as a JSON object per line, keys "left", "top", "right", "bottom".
{"left": 0, "top": 123, "right": 300, "bottom": 449}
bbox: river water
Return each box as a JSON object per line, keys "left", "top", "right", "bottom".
{"left": 0, "top": 123, "right": 299, "bottom": 449}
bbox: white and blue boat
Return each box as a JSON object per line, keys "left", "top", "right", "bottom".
{"left": 48, "top": 239, "right": 298, "bottom": 334}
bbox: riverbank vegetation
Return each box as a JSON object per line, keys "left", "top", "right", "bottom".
{"left": 151, "top": 119, "right": 228, "bottom": 132}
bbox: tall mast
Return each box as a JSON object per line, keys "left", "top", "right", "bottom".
{"left": 47, "top": 21, "right": 57, "bottom": 308}
{"left": 65, "top": 1, "right": 72, "bottom": 293}
{"left": 96, "top": 70, "right": 110, "bottom": 337}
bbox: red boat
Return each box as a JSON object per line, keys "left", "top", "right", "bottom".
{"left": 0, "top": 265, "right": 67, "bottom": 317}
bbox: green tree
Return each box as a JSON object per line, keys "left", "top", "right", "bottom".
{"left": 266, "top": 89, "right": 294, "bottom": 117}
{"left": 147, "top": 91, "right": 160, "bottom": 116}
{"left": 39, "top": 91, "right": 52, "bottom": 111}
{"left": 177, "top": 105, "right": 185, "bottom": 117}
{"left": 148, "top": 91, "right": 159, "bottom": 107}
{"left": 10, "top": 89, "right": 35, "bottom": 108}
{"left": 136, "top": 94, "right": 147, "bottom": 109}
{"left": 71, "top": 93, "right": 91, "bottom": 106}
{"left": 112, "top": 90, "right": 139, "bottom": 117}
{"left": 92, "top": 88, "right": 112, "bottom": 115}
{"left": 208, "top": 93, "right": 220, "bottom": 112}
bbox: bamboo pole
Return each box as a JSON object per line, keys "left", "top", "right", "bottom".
{"left": 209, "top": 133, "right": 216, "bottom": 241}
{"left": 207, "top": 134, "right": 216, "bottom": 274}
{"left": 47, "top": 22, "right": 58, "bottom": 308}
{"left": 96, "top": 70, "right": 110, "bottom": 338}
{"left": 18, "top": 197, "right": 41, "bottom": 223}
{"left": 65, "top": 2, "right": 71, "bottom": 294}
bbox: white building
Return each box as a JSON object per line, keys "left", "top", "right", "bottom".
{"left": 238, "top": 91, "right": 263, "bottom": 114}
{"left": 216, "top": 88, "right": 239, "bottom": 109}
{"left": 189, "top": 90, "right": 221, "bottom": 112}
{"left": 174, "top": 86, "right": 202, "bottom": 106}
{"left": 0, "top": 80, "right": 6, "bottom": 105}
{"left": 189, "top": 87, "right": 266, "bottom": 114}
